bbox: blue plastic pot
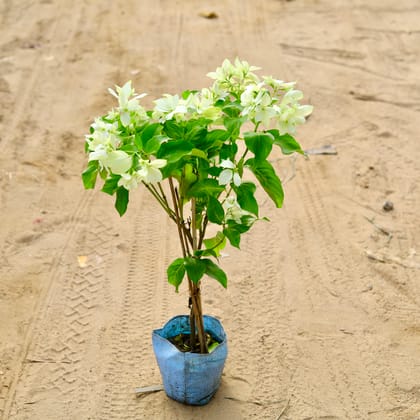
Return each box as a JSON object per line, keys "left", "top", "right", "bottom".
{"left": 152, "top": 315, "right": 228, "bottom": 405}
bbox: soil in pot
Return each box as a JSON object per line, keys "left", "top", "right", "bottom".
{"left": 169, "top": 332, "right": 220, "bottom": 353}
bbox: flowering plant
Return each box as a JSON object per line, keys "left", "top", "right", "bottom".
{"left": 82, "top": 59, "right": 312, "bottom": 353}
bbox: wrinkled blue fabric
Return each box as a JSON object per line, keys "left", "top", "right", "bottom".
{"left": 152, "top": 315, "right": 228, "bottom": 405}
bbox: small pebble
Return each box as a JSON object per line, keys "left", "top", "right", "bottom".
{"left": 383, "top": 200, "right": 394, "bottom": 212}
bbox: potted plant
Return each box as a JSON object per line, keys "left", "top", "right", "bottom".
{"left": 82, "top": 58, "right": 313, "bottom": 405}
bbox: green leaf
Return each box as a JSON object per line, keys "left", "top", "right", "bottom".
{"left": 267, "top": 129, "right": 304, "bottom": 155}
{"left": 246, "top": 158, "right": 284, "bottom": 208}
{"left": 167, "top": 258, "right": 186, "bottom": 292}
{"left": 195, "top": 129, "right": 229, "bottom": 152}
{"left": 101, "top": 175, "right": 120, "bottom": 195}
{"left": 164, "top": 120, "right": 185, "bottom": 139}
{"left": 184, "top": 257, "right": 206, "bottom": 284}
{"left": 203, "top": 259, "right": 227, "bottom": 288}
{"left": 195, "top": 248, "right": 218, "bottom": 258}
{"left": 185, "top": 122, "right": 208, "bottom": 143}
{"left": 157, "top": 140, "right": 194, "bottom": 163}
{"left": 223, "top": 226, "right": 241, "bottom": 248}
{"left": 223, "top": 102, "right": 243, "bottom": 118}
{"left": 224, "top": 117, "right": 244, "bottom": 139}
{"left": 235, "top": 182, "right": 259, "bottom": 216}
{"left": 219, "top": 142, "right": 238, "bottom": 161}
{"left": 143, "top": 134, "right": 169, "bottom": 154}
{"left": 182, "top": 89, "right": 198, "bottom": 100}
{"left": 82, "top": 161, "right": 99, "bottom": 189}
{"left": 190, "top": 148, "right": 208, "bottom": 161}
{"left": 115, "top": 186, "right": 129, "bottom": 216}
{"left": 186, "top": 179, "right": 224, "bottom": 199}
{"left": 207, "top": 129, "right": 230, "bottom": 143}
{"left": 160, "top": 161, "right": 182, "bottom": 180}
{"left": 141, "top": 123, "right": 161, "bottom": 142}
{"left": 244, "top": 132, "right": 274, "bottom": 162}
{"left": 208, "top": 342, "right": 219, "bottom": 353}
{"left": 203, "top": 232, "right": 226, "bottom": 257}
{"left": 226, "top": 219, "right": 252, "bottom": 233}
{"left": 208, "top": 166, "right": 222, "bottom": 177}
{"left": 207, "top": 196, "right": 225, "bottom": 224}
{"left": 135, "top": 132, "right": 143, "bottom": 149}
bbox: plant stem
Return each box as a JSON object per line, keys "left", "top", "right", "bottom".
{"left": 169, "top": 180, "right": 207, "bottom": 353}
{"left": 168, "top": 177, "right": 187, "bottom": 258}
{"left": 191, "top": 198, "right": 208, "bottom": 354}
{"left": 191, "top": 198, "right": 198, "bottom": 251}
{"left": 143, "top": 182, "right": 176, "bottom": 221}
{"left": 198, "top": 215, "right": 208, "bottom": 250}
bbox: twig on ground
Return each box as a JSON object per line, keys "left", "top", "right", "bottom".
{"left": 364, "top": 216, "right": 393, "bottom": 243}
{"left": 25, "top": 358, "right": 72, "bottom": 364}
{"left": 365, "top": 250, "right": 420, "bottom": 269}
{"left": 224, "top": 396, "right": 264, "bottom": 406}
{"left": 276, "top": 397, "right": 290, "bottom": 419}
{"left": 134, "top": 384, "right": 164, "bottom": 398}
{"left": 305, "top": 144, "right": 337, "bottom": 155}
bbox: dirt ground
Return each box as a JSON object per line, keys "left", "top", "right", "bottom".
{"left": 1, "top": 0, "right": 420, "bottom": 419}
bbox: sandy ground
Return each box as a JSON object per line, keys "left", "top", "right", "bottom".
{"left": 1, "top": 0, "right": 420, "bottom": 419}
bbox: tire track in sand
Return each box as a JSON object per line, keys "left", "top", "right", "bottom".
{"left": 5, "top": 199, "right": 115, "bottom": 420}
{"left": 1, "top": 189, "right": 95, "bottom": 419}
{"left": 285, "top": 160, "right": 401, "bottom": 417}
{"left": 1, "top": 0, "right": 86, "bottom": 153}
{"left": 97, "top": 191, "right": 169, "bottom": 420}
{"left": 304, "top": 161, "right": 403, "bottom": 408}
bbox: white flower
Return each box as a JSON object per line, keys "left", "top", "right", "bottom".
{"left": 207, "top": 59, "right": 236, "bottom": 81}
{"left": 263, "top": 76, "right": 296, "bottom": 91}
{"left": 282, "top": 89, "right": 304, "bottom": 105}
{"left": 88, "top": 144, "right": 108, "bottom": 165}
{"left": 223, "top": 197, "right": 243, "bottom": 223}
{"left": 233, "top": 58, "right": 260, "bottom": 82}
{"left": 105, "top": 150, "right": 133, "bottom": 175}
{"left": 153, "top": 94, "right": 188, "bottom": 121}
{"left": 108, "top": 81, "right": 147, "bottom": 127}
{"left": 240, "top": 83, "right": 275, "bottom": 126}
{"left": 207, "top": 58, "right": 261, "bottom": 98}
{"left": 274, "top": 89, "right": 313, "bottom": 134}
{"left": 208, "top": 58, "right": 259, "bottom": 84}
{"left": 218, "top": 159, "right": 241, "bottom": 187}
{"left": 223, "top": 196, "right": 257, "bottom": 224}
{"left": 88, "top": 148, "right": 132, "bottom": 174}
{"left": 137, "top": 159, "right": 167, "bottom": 184}
{"left": 184, "top": 89, "right": 222, "bottom": 121}
{"left": 118, "top": 172, "right": 141, "bottom": 190}
{"left": 86, "top": 118, "right": 120, "bottom": 151}
{"left": 91, "top": 118, "right": 118, "bottom": 134}
{"left": 222, "top": 196, "right": 257, "bottom": 225}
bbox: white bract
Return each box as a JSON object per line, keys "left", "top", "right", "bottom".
{"left": 108, "top": 81, "right": 148, "bottom": 127}
{"left": 118, "top": 172, "right": 142, "bottom": 190}
{"left": 105, "top": 151, "right": 133, "bottom": 175}
{"left": 89, "top": 148, "right": 132, "bottom": 175}
{"left": 240, "top": 83, "right": 277, "bottom": 126}
{"left": 263, "top": 76, "right": 296, "bottom": 92}
{"left": 223, "top": 197, "right": 256, "bottom": 225}
{"left": 218, "top": 159, "right": 241, "bottom": 187}
{"left": 153, "top": 94, "right": 188, "bottom": 122}
{"left": 86, "top": 118, "right": 120, "bottom": 152}
{"left": 137, "top": 159, "right": 167, "bottom": 184}
{"left": 88, "top": 144, "right": 108, "bottom": 165}
{"left": 186, "top": 89, "right": 223, "bottom": 121}
{"left": 207, "top": 58, "right": 260, "bottom": 97}
{"left": 274, "top": 89, "right": 314, "bottom": 135}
